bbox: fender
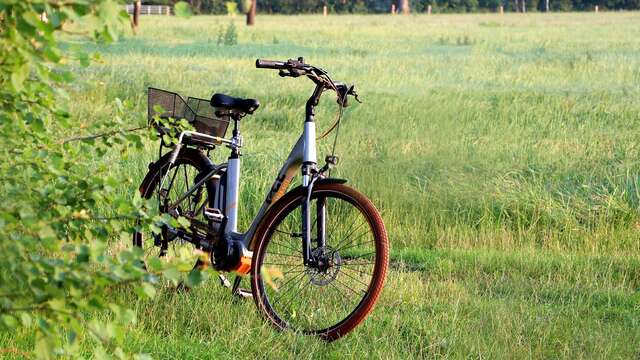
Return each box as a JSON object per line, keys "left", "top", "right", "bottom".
{"left": 315, "top": 177, "right": 347, "bottom": 185}
{"left": 307, "top": 177, "right": 347, "bottom": 198}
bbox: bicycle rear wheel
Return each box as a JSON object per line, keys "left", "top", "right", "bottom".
{"left": 132, "top": 148, "right": 216, "bottom": 272}
{"left": 250, "top": 182, "right": 389, "bottom": 341}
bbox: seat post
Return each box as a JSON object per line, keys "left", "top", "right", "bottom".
{"left": 225, "top": 117, "right": 242, "bottom": 234}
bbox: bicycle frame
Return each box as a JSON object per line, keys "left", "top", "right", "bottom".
{"left": 163, "top": 125, "right": 317, "bottom": 261}
{"left": 160, "top": 80, "right": 328, "bottom": 266}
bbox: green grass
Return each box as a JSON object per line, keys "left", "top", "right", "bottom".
{"left": 4, "top": 12, "right": 640, "bottom": 358}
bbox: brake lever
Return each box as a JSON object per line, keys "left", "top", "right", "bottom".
{"left": 348, "top": 86, "right": 362, "bottom": 104}
{"left": 279, "top": 68, "right": 306, "bottom": 78}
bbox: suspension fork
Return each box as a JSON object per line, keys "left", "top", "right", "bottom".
{"left": 301, "top": 82, "right": 323, "bottom": 265}
{"left": 301, "top": 168, "right": 313, "bottom": 265}
{"left": 301, "top": 174, "right": 328, "bottom": 266}
{"left": 317, "top": 196, "right": 327, "bottom": 249}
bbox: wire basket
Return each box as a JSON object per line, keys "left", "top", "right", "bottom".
{"left": 147, "top": 87, "right": 230, "bottom": 139}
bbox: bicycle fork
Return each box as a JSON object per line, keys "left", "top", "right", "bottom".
{"left": 301, "top": 116, "right": 326, "bottom": 266}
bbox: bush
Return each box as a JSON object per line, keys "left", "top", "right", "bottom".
{"left": 0, "top": 1, "right": 198, "bottom": 358}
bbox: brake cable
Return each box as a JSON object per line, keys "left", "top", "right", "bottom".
{"left": 308, "top": 69, "right": 351, "bottom": 177}
{"left": 315, "top": 69, "right": 345, "bottom": 141}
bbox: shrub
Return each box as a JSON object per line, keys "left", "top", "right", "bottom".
{"left": 0, "top": 1, "right": 196, "bottom": 358}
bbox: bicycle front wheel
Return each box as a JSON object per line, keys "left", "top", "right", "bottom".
{"left": 250, "top": 182, "right": 389, "bottom": 341}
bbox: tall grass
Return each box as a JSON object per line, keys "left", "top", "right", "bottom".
{"left": 71, "top": 13, "right": 640, "bottom": 254}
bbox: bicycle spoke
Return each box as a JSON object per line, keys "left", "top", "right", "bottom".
{"left": 265, "top": 251, "right": 301, "bottom": 259}
{"left": 340, "top": 265, "right": 374, "bottom": 277}
{"left": 334, "top": 219, "right": 367, "bottom": 250}
{"left": 339, "top": 261, "right": 375, "bottom": 266}
{"left": 268, "top": 238, "right": 300, "bottom": 253}
{"left": 262, "top": 261, "right": 303, "bottom": 267}
{"left": 278, "top": 278, "right": 313, "bottom": 315}
{"left": 271, "top": 271, "right": 309, "bottom": 305}
{"left": 331, "top": 275, "right": 364, "bottom": 296}
{"left": 338, "top": 267, "right": 371, "bottom": 289}
{"left": 341, "top": 251, "right": 376, "bottom": 260}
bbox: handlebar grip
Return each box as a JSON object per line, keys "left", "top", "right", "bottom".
{"left": 255, "top": 59, "right": 287, "bottom": 69}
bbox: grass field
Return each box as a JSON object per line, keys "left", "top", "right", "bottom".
{"left": 3, "top": 12, "right": 640, "bottom": 358}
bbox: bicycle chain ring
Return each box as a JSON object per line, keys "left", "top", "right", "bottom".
{"left": 306, "top": 246, "right": 342, "bottom": 286}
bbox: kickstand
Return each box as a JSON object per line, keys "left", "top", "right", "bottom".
{"left": 218, "top": 273, "right": 231, "bottom": 288}
{"left": 231, "top": 275, "right": 252, "bottom": 299}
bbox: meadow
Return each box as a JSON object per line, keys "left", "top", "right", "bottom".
{"left": 3, "top": 12, "right": 640, "bottom": 358}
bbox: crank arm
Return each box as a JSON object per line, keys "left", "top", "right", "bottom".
{"left": 164, "top": 226, "right": 213, "bottom": 251}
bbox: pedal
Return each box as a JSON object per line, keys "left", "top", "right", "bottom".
{"left": 231, "top": 275, "right": 253, "bottom": 300}
{"left": 204, "top": 207, "right": 224, "bottom": 222}
{"left": 218, "top": 274, "right": 231, "bottom": 288}
{"left": 233, "top": 288, "right": 253, "bottom": 299}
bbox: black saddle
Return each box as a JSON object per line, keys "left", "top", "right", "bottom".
{"left": 210, "top": 93, "right": 260, "bottom": 115}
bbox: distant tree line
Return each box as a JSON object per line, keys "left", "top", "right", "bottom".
{"left": 144, "top": 0, "right": 639, "bottom": 13}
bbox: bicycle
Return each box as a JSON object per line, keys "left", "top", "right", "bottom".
{"left": 133, "top": 58, "right": 389, "bottom": 341}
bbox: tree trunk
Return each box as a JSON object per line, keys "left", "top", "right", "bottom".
{"left": 545, "top": 0, "right": 549, "bottom": 11}
{"left": 514, "top": 0, "right": 519, "bottom": 12}
{"left": 401, "top": 0, "right": 410, "bottom": 14}
{"left": 521, "top": 0, "right": 526, "bottom": 12}
{"left": 133, "top": 1, "right": 141, "bottom": 28}
{"left": 246, "top": 0, "right": 256, "bottom": 26}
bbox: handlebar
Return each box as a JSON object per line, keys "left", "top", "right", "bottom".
{"left": 255, "top": 57, "right": 360, "bottom": 106}
{"left": 255, "top": 59, "right": 288, "bottom": 69}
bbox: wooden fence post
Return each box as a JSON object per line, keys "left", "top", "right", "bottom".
{"left": 133, "top": 1, "right": 141, "bottom": 29}
{"left": 391, "top": 3, "right": 396, "bottom": 14}
{"left": 427, "top": 5, "right": 432, "bottom": 14}
{"left": 246, "top": 0, "right": 256, "bottom": 26}
{"left": 499, "top": 5, "right": 504, "bottom": 13}
{"left": 594, "top": 5, "right": 599, "bottom": 12}
{"left": 323, "top": 5, "right": 328, "bottom": 16}
{"left": 401, "top": 0, "right": 410, "bottom": 14}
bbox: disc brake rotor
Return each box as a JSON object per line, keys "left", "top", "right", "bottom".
{"left": 306, "top": 246, "right": 342, "bottom": 286}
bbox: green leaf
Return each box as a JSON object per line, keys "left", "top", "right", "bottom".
{"left": 174, "top": 2, "right": 193, "bottom": 18}
{"left": 38, "top": 225, "right": 57, "bottom": 242}
{"left": 162, "top": 267, "right": 181, "bottom": 284}
{"left": 21, "top": 11, "right": 42, "bottom": 28}
{"left": 185, "top": 269, "right": 202, "bottom": 287}
{"left": 10, "top": 63, "right": 29, "bottom": 92}
{"left": 1, "top": 315, "right": 17, "bottom": 329}
{"left": 35, "top": 336, "right": 54, "bottom": 360}
{"left": 99, "top": 0, "right": 120, "bottom": 21}
{"left": 20, "top": 313, "right": 32, "bottom": 327}
{"left": 177, "top": 216, "right": 190, "bottom": 228}
{"left": 135, "top": 283, "right": 156, "bottom": 299}
{"left": 146, "top": 256, "right": 162, "bottom": 272}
